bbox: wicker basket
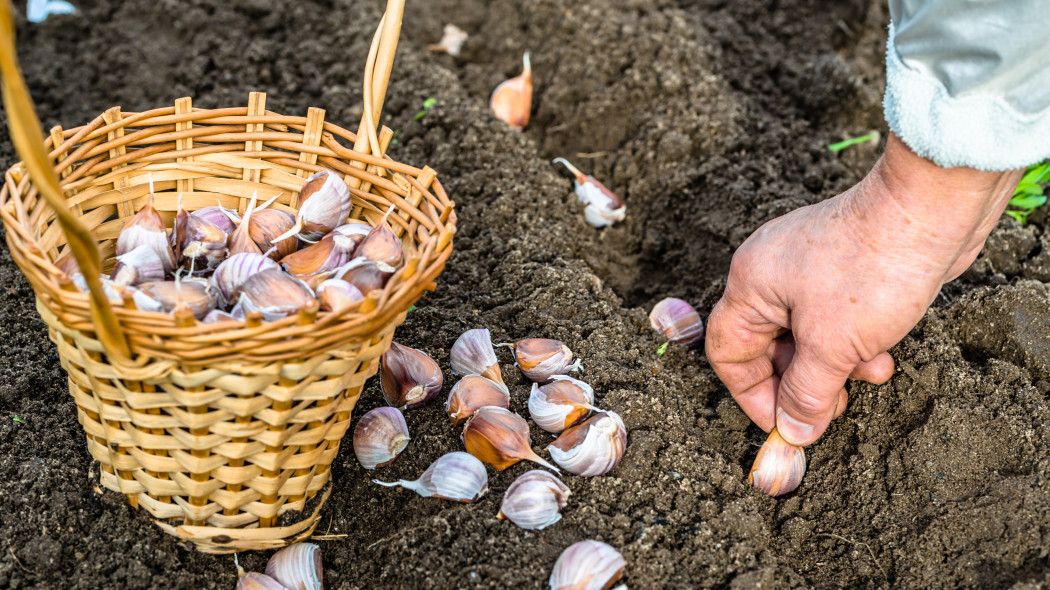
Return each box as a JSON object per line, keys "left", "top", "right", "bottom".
{"left": 0, "top": 0, "right": 455, "bottom": 552}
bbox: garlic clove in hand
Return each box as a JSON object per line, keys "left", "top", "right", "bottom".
{"left": 353, "top": 407, "right": 410, "bottom": 470}
{"left": 449, "top": 328, "right": 507, "bottom": 392}
{"left": 498, "top": 470, "right": 571, "bottom": 531}
{"left": 649, "top": 297, "right": 704, "bottom": 348}
{"left": 552, "top": 158, "right": 626, "bottom": 228}
{"left": 373, "top": 451, "right": 488, "bottom": 503}
{"left": 265, "top": 542, "right": 322, "bottom": 590}
{"left": 463, "top": 406, "right": 559, "bottom": 472}
{"left": 748, "top": 428, "right": 806, "bottom": 497}
{"left": 547, "top": 411, "right": 627, "bottom": 477}
{"left": 490, "top": 51, "right": 532, "bottom": 129}
{"left": 499, "top": 338, "right": 581, "bottom": 382}
{"left": 380, "top": 343, "right": 444, "bottom": 410}
{"left": 446, "top": 375, "right": 510, "bottom": 425}
{"left": 548, "top": 540, "right": 625, "bottom": 590}
{"left": 528, "top": 376, "right": 598, "bottom": 434}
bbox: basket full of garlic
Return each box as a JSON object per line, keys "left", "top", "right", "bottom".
{"left": 0, "top": 0, "right": 454, "bottom": 553}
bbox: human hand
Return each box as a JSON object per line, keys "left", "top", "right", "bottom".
{"left": 705, "top": 133, "right": 1024, "bottom": 446}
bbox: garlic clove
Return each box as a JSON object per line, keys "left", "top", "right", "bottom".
{"left": 427, "top": 23, "right": 468, "bottom": 57}
{"left": 548, "top": 540, "right": 625, "bottom": 590}
{"left": 137, "top": 278, "right": 219, "bottom": 320}
{"left": 331, "top": 222, "right": 373, "bottom": 251}
{"left": 110, "top": 244, "right": 166, "bottom": 287}
{"left": 172, "top": 201, "right": 228, "bottom": 273}
{"left": 279, "top": 233, "right": 356, "bottom": 277}
{"left": 497, "top": 470, "right": 571, "bottom": 531}
{"left": 463, "top": 406, "right": 559, "bottom": 472}
{"left": 748, "top": 428, "right": 806, "bottom": 497}
{"left": 115, "top": 179, "right": 176, "bottom": 272}
{"left": 547, "top": 411, "right": 627, "bottom": 477}
{"left": 500, "top": 338, "right": 582, "bottom": 382}
{"left": 446, "top": 375, "right": 510, "bottom": 425}
{"left": 490, "top": 51, "right": 532, "bottom": 129}
{"left": 249, "top": 208, "right": 299, "bottom": 260}
{"left": 265, "top": 543, "right": 323, "bottom": 590}
{"left": 449, "top": 328, "right": 507, "bottom": 392}
{"left": 354, "top": 205, "right": 403, "bottom": 268}
{"left": 373, "top": 451, "right": 488, "bottom": 503}
{"left": 380, "top": 343, "right": 444, "bottom": 410}
{"left": 202, "top": 309, "right": 238, "bottom": 324}
{"left": 649, "top": 297, "right": 704, "bottom": 348}
{"left": 236, "top": 573, "right": 290, "bottom": 590}
{"left": 334, "top": 258, "right": 394, "bottom": 295}
{"left": 275, "top": 170, "right": 352, "bottom": 242}
{"left": 353, "top": 407, "right": 410, "bottom": 470}
{"left": 553, "top": 158, "right": 626, "bottom": 228}
{"left": 210, "top": 252, "right": 281, "bottom": 306}
{"left": 529, "top": 376, "right": 598, "bottom": 434}
{"left": 235, "top": 268, "right": 316, "bottom": 321}
{"left": 316, "top": 279, "right": 363, "bottom": 312}
{"left": 227, "top": 192, "right": 264, "bottom": 256}
{"left": 191, "top": 205, "right": 237, "bottom": 235}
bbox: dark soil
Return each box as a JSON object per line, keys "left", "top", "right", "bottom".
{"left": 2, "top": 0, "right": 1049, "bottom": 588}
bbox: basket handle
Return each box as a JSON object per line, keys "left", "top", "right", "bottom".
{"left": 354, "top": 0, "right": 405, "bottom": 159}
{"left": 0, "top": 1, "right": 131, "bottom": 361}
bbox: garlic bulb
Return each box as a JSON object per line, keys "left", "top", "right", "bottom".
{"left": 373, "top": 451, "right": 488, "bottom": 503}
{"left": 234, "top": 269, "right": 316, "bottom": 321}
{"left": 500, "top": 338, "right": 581, "bottom": 382}
{"left": 529, "top": 376, "right": 598, "bottom": 434}
{"left": 115, "top": 184, "right": 176, "bottom": 272}
{"left": 549, "top": 540, "right": 625, "bottom": 590}
{"left": 249, "top": 207, "right": 299, "bottom": 260}
{"left": 498, "top": 470, "right": 570, "bottom": 530}
{"left": 236, "top": 573, "right": 289, "bottom": 590}
{"left": 446, "top": 375, "right": 510, "bottom": 425}
{"left": 490, "top": 51, "right": 532, "bottom": 129}
{"left": 316, "top": 279, "right": 363, "bottom": 312}
{"left": 279, "top": 233, "right": 356, "bottom": 277}
{"left": 110, "top": 244, "right": 166, "bottom": 287}
{"left": 354, "top": 205, "right": 403, "bottom": 268}
{"left": 427, "top": 23, "right": 468, "bottom": 57}
{"left": 649, "top": 297, "right": 704, "bottom": 348}
{"left": 276, "top": 170, "right": 352, "bottom": 242}
{"left": 748, "top": 428, "right": 806, "bottom": 497}
{"left": 380, "top": 343, "right": 444, "bottom": 410}
{"left": 553, "top": 158, "right": 626, "bottom": 228}
{"left": 449, "top": 328, "right": 507, "bottom": 392}
{"left": 353, "top": 407, "right": 410, "bottom": 470}
{"left": 265, "top": 543, "right": 322, "bottom": 590}
{"left": 137, "top": 278, "right": 219, "bottom": 320}
{"left": 463, "top": 406, "right": 559, "bottom": 472}
{"left": 334, "top": 258, "right": 394, "bottom": 295}
{"left": 172, "top": 200, "right": 228, "bottom": 272}
{"left": 210, "top": 252, "right": 281, "bottom": 305}
{"left": 547, "top": 411, "right": 626, "bottom": 477}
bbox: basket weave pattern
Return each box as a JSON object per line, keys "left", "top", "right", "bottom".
{"left": 0, "top": 93, "right": 455, "bottom": 552}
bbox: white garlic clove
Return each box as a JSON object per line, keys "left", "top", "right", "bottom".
{"left": 549, "top": 540, "right": 625, "bottom": 590}
{"left": 449, "top": 328, "right": 507, "bottom": 392}
{"left": 202, "top": 309, "right": 238, "bottom": 324}
{"left": 649, "top": 297, "right": 704, "bottom": 348}
{"left": 191, "top": 205, "right": 237, "bottom": 235}
{"left": 235, "top": 269, "right": 316, "bottom": 321}
{"left": 110, "top": 244, "right": 166, "bottom": 287}
{"left": 498, "top": 470, "right": 571, "bottom": 531}
{"left": 373, "top": 451, "right": 489, "bottom": 503}
{"left": 172, "top": 199, "right": 228, "bottom": 273}
{"left": 265, "top": 543, "right": 323, "bottom": 590}
{"left": 748, "top": 428, "right": 806, "bottom": 497}
{"left": 498, "top": 338, "right": 582, "bottom": 383}
{"left": 333, "top": 258, "right": 394, "bottom": 295}
{"left": 279, "top": 233, "right": 356, "bottom": 276}
{"left": 446, "top": 375, "right": 510, "bottom": 425}
{"left": 316, "top": 279, "right": 363, "bottom": 312}
{"left": 227, "top": 192, "right": 265, "bottom": 256}
{"left": 427, "top": 23, "right": 468, "bottom": 57}
{"left": 353, "top": 407, "right": 410, "bottom": 470}
{"left": 380, "top": 343, "right": 444, "bottom": 410}
{"left": 529, "top": 376, "right": 598, "bottom": 434}
{"left": 236, "top": 572, "right": 290, "bottom": 590}
{"left": 354, "top": 205, "right": 403, "bottom": 268}
{"left": 115, "top": 180, "right": 176, "bottom": 272}
{"left": 490, "top": 51, "right": 532, "bottom": 129}
{"left": 249, "top": 208, "right": 299, "bottom": 260}
{"left": 547, "top": 411, "right": 627, "bottom": 477}
{"left": 210, "top": 252, "right": 281, "bottom": 306}
{"left": 137, "top": 278, "right": 219, "bottom": 320}
{"left": 275, "top": 170, "right": 352, "bottom": 242}
{"left": 463, "top": 406, "right": 559, "bottom": 472}
{"left": 553, "top": 158, "right": 626, "bottom": 228}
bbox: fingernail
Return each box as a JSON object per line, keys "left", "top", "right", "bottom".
{"left": 776, "top": 407, "right": 814, "bottom": 446}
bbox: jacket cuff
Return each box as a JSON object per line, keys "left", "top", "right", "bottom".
{"left": 883, "top": 24, "right": 1050, "bottom": 171}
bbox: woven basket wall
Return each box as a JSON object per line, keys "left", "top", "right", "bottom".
{"left": 0, "top": 91, "right": 456, "bottom": 552}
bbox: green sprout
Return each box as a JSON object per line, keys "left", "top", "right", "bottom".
{"left": 657, "top": 342, "right": 668, "bottom": 355}
{"left": 414, "top": 97, "right": 437, "bottom": 120}
{"left": 390, "top": 129, "right": 401, "bottom": 146}
{"left": 1004, "top": 161, "right": 1050, "bottom": 223}
{"left": 408, "top": 305, "right": 417, "bottom": 312}
{"left": 827, "top": 132, "right": 879, "bottom": 153}
{"left": 12, "top": 417, "right": 24, "bottom": 424}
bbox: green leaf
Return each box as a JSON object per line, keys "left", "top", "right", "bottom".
{"left": 828, "top": 132, "right": 879, "bottom": 153}
{"left": 414, "top": 97, "right": 437, "bottom": 120}
{"left": 657, "top": 342, "right": 668, "bottom": 355}
{"left": 1004, "top": 210, "right": 1027, "bottom": 223}
{"left": 1019, "top": 162, "right": 1050, "bottom": 185}
{"left": 1015, "top": 184, "right": 1045, "bottom": 197}
{"left": 1009, "top": 194, "right": 1047, "bottom": 209}
{"left": 12, "top": 417, "right": 24, "bottom": 424}
{"left": 408, "top": 305, "right": 417, "bottom": 312}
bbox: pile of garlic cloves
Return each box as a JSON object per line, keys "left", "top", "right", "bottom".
{"left": 62, "top": 172, "right": 404, "bottom": 323}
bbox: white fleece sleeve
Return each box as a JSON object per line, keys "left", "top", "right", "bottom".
{"left": 884, "top": 0, "right": 1050, "bottom": 171}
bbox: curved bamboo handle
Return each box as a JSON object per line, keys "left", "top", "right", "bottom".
{"left": 355, "top": 0, "right": 405, "bottom": 159}
{"left": 0, "top": 0, "right": 131, "bottom": 361}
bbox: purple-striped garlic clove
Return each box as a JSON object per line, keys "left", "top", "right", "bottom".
{"left": 354, "top": 205, "right": 403, "bottom": 268}
{"left": 191, "top": 205, "right": 237, "bottom": 235}
{"left": 553, "top": 158, "right": 626, "bottom": 228}
{"left": 234, "top": 268, "right": 316, "bottom": 321}
{"left": 236, "top": 573, "right": 290, "bottom": 590}
{"left": 490, "top": 52, "right": 532, "bottom": 129}
{"left": 249, "top": 208, "right": 299, "bottom": 260}
{"left": 499, "top": 337, "right": 581, "bottom": 382}
{"left": 381, "top": 343, "right": 443, "bottom": 410}
{"left": 137, "top": 278, "right": 219, "bottom": 320}
{"left": 373, "top": 451, "right": 488, "bottom": 503}
{"left": 172, "top": 201, "right": 228, "bottom": 273}
{"left": 528, "top": 376, "right": 598, "bottom": 434}
{"left": 548, "top": 540, "right": 625, "bottom": 590}
{"left": 498, "top": 470, "right": 570, "bottom": 530}
{"left": 446, "top": 375, "right": 510, "bottom": 425}
{"left": 547, "top": 411, "right": 626, "bottom": 477}
{"left": 649, "top": 297, "right": 704, "bottom": 348}
{"left": 316, "top": 279, "right": 363, "bottom": 312}
{"left": 265, "top": 543, "right": 322, "bottom": 590}
{"left": 353, "top": 407, "right": 410, "bottom": 470}
{"left": 210, "top": 252, "right": 281, "bottom": 306}
{"left": 275, "top": 170, "right": 352, "bottom": 242}
{"left": 115, "top": 177, "right": 176, "bottom": 272}
{"left": 449, "top": 328, "right": 506, "bottom": 391}
{"left": 110, "top": 244, "right": 167, "bottom": 287}
{"left": 334, "top": 258, "right": 394, "bottom": 295}
{"left": 748, "top": 428, "right": 806, "bottom": 497}
{"left": 279, "top": 233, "right": 356, "bottom": 277}
{"left": 463, "top": 406, "right": 559, "bottom": 472}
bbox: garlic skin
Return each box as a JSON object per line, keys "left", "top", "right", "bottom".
{"left": 649, "top": 297, "right": 704, "bottom": 348}
{"left": 236, "top": 573, "right": 290, "bottom": 590}
{"left": 529, "top": 376, "right": 598, "bottom": 434}
{"left": 502, "top": 338, "right": 582, "bottom": 382}
{"left": 548, "top": 411, "right": 626, "bottom": 477}
{"left": 463, "top": 406, "right": 559, "bottom": 472}
{"left": 355, "top": 205, "right": 403, "bottom": 268}
{"left": 553, "top": 158, "right": 626, "bottom": 228}
{"left": 234, "top": 269, "right": 316, "bottom": 321}
{"left": 748, "top": 428, "right": 806, "bottom": 497}
{"left": 449, "top": 328, "right": 507, "bottom": 392}
{"left": 548, "top": 540, "right": 625, "bottom": 590}
{"left": 427, "top": 23, "right": 468, "bottom": 56}
{"left": 316, "top": 279, "right": 363, "bottom": 312}
{"left": 353, "top": 407, "right": 410, "bottom": 470}
{"left": 137, "top": 278, "right": 219, "bottom": 320}
{"left": 490, "top": 51, "right": 532, "bottom": 129}
{"left": 446, "top": 375, "right": 510, "bottom": 425}
{"left": 277, "top": 170, "right": 352, "bottom": 242}
{"left": 280, "top": 233, "right": 356, "bottom": 277}
{"left": 265, "top": 543, "right": 323, "bottom": 590}
{"left": 373, "top": 451, "right": 489, "bottom": 503}
{"left": 498, "top": 470, "right": 571, "bottom": 531}
{"left": 380, "top": 343, "right": 444, "bottom": 410}
{"left": 249, "top": 208, "right": 299, "bottom": 260}
{"left": 210, "top": 252, "right": 281, "bottom": 305}
{"left": 115, "top": 189, "right": 176, "bottom": 272}
{"left": 110, "top": 244, "right": 166, "bottom": 287}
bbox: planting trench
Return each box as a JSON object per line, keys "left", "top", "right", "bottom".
{"left": 0, "top": 0, "right": 1048, "bottom": 588}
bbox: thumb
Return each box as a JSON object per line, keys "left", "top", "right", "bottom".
{"left": 775, "top": 345, "right": 853, "bottom": 446}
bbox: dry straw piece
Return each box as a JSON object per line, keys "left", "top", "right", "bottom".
{"left": 0, "top": 0, "right": 455, "bottom": 552}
